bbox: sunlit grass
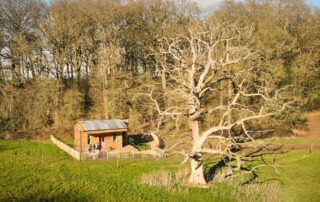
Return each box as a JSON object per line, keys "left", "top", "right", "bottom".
{"left": 266, "top": 137, "right": 320, "bottom": 145}
{"left": 0, "top": 140, "right": 319, "bottom": 201}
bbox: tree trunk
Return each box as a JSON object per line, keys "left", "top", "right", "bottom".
{"left": 17, "top": 62, "right": 22, "bottom": 83}
{"left": 59, "top": 62, "right": 63, "bottom": 82}
{"left": 67, "top": 64, "right": 71, "bottom": 79}
{"left": 189, "top": 156, "right": 206, "bottom": 185}
{"left": 228, "top": 75, "right": 232, "bottom": 136}
{"left": 31, "top": 62, "right": 36, "bottom": 79}
{"left": 55, "top": 63, "right": 59, "bottom": 80}
{"left": 0, "top": 62, "right": 3, "bottom": 80}
{"left": 75, "top": 66, "right": 81, "bottom": 87}
{"left": 102, "top": 62, "right": 108, "bottom": 120}
{"left": 149, "top": 132, "right": 160, "bottom": 151}
{"left": 220, "top": 81, "right": 224, "bottom": 117}
{"left": 71, "top": 65, "right": 74, "bottom": 80}
{"left": 11, "top": 64, "right": 16, "bottom": 81}
{"left": 161, "top": 69, "right": 166, "bottom": 90}
{"left": 103, "top": 90, "right": 108, "bottom": 119}
{"left": 189, "top": 118, "right": 207, "bottom": 185}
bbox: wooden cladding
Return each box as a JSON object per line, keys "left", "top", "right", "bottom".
{"left": 74, "top": 121, "right": 128, "bottom": 152}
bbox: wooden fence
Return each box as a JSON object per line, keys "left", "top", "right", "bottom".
{"left": 51, "top": 135, "right": 81, "bottom": 160}
{"left": 95, "top": 150, "right": 159, "bottom": 160}
{"left": 51, "top": 135, "right": 161, "bottom": 161}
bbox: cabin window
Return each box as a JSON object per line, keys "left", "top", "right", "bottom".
{"left": 113, "top": 135, "right": 117, "bottom": 143}
{"left": 88, "top": 135, "right": 92, "bottom": 145}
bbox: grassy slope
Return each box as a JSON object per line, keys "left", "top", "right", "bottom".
{"left": 257, "top": 150, "right": 320, "bottom": 201}
{"left": 0, "top": 141, "right": 215, "bottom": 202}
{"left": 265, "top": 138, "right": 320, "bottom": 145}
{"left": 0, "top": 140, "right": 320, "bottom": 201}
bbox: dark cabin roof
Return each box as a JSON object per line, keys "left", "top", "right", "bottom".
{"left": 80, "top": 119, "right": 127, "bottom": 131}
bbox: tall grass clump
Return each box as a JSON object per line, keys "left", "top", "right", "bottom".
{"left": 210, "top": 175, "right": 283, "bottom": 202}
{"left": 141, "top": 168, "right": 189, "bottom": 191}
{"left": 235, "top": 181, "right": 282, "bottom": 202}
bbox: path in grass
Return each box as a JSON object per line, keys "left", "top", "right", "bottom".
{"left": 264, "top": 110, "right": 320, "bottom": 150}
{"left": 304, "top": 110, "right": 320, "bottom": 139}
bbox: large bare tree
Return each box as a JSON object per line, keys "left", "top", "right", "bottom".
{"left": 142, "top": 21, "right": 294, "bottom": 185}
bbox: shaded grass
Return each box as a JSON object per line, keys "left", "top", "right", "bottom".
{"left": 0, "top": 140, "right": 319, "bottom": 201}
{"left": 203, "top": 149, "right": 320, "bottom": 201}
{"left": 136, "top": 142, "right": 149, "bottom": 151}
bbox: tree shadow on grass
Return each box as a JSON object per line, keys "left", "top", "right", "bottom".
{"left": 3, "top": 191, "right": 99, "bottom": 202}
{"left": 204, "top": 146, "right": 287, "bottom": 184}
{"left": 128, "top": 134, "right": 165, "bottom": 149}
{"left": 0, "top": 145, "right": 17, "bottom": 153}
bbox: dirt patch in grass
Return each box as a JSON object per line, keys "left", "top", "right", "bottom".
{"left": 112, "top": 145, "right": 139, "bottom": 152}
{"left": 289, "top": 111, "right": 320, "bottom": 139}
{"left": 304, "top": 111, "right": 320, "bottom": 138}
{"left": 263, "top": 110, "right": 320, "bottom": 150}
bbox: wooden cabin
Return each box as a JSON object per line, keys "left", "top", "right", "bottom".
{"left": 74, "top": 119, "right": 128, "bottom": 152}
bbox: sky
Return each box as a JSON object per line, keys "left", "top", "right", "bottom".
{"left": 307, "top": 0, "right": 320, "bottom": 7}
{"left": 190, "top": 0, "right": 320, "bottom": 9}
{"left": 42, "top": 0, "right": 320, "bottom": 9}
{"left": 43, "top": 0, "right": 320, "bottom": 7}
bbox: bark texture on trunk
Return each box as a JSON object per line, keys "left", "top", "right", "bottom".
{"left": 189, "top": 118, "right": 207, "bottom": 185}
{"left": 189, "top": 157, "right": 206, "bottom": 185}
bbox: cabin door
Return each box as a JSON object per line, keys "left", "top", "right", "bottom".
{"left": 100, "top": 136, "right": 106, "bottom": 150}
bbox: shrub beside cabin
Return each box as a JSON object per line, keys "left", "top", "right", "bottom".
{"left": 74, "top": 119, "right": 128, "bottom": 152}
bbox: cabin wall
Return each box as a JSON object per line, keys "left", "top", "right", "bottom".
{"left": 103, "top": 133, "right": 123, "bottom": 150}
{"left": 76, "top": 132, "right": 124, "bottom": 152}
{"left": 74, "top": 121, "right": 127, "bottom": 152}
{"left": 74, "top": 122, "right": 85, "bottom": 151}
{"left": 80, "top": 132, "right": 89, "bottom": 152}
{"left": 86, "top": 133, "right": 123, "bottom": 151}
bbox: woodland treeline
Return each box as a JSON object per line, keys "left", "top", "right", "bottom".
{"left": 0, "top": 0, "right": 319, "bottom": 133}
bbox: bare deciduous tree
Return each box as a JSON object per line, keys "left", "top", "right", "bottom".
{"left": 142, "top": 21, "right": 294, "bottom": 185}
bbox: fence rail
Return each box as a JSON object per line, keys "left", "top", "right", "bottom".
{"left": 51, "top": 135, "right": 160, "bottom": 161}
{"left": 95, "top": 151, "right": 158, "bottom": 160}
{"left": 51, "top": 135, "right": 81, "bottom": 160}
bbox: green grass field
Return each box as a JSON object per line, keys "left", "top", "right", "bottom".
{"left": 265, "top": 137, "right": 320, "bottom": 145}
{"left": 0, "top": 140, "right": 319, "bottom": 201}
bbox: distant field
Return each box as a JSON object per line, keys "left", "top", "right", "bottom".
{"left": 0, "top": 140, "right": 319, "bottom": 201}
{"left": 266, "top": 137, "right": 320, "bottom": 145}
